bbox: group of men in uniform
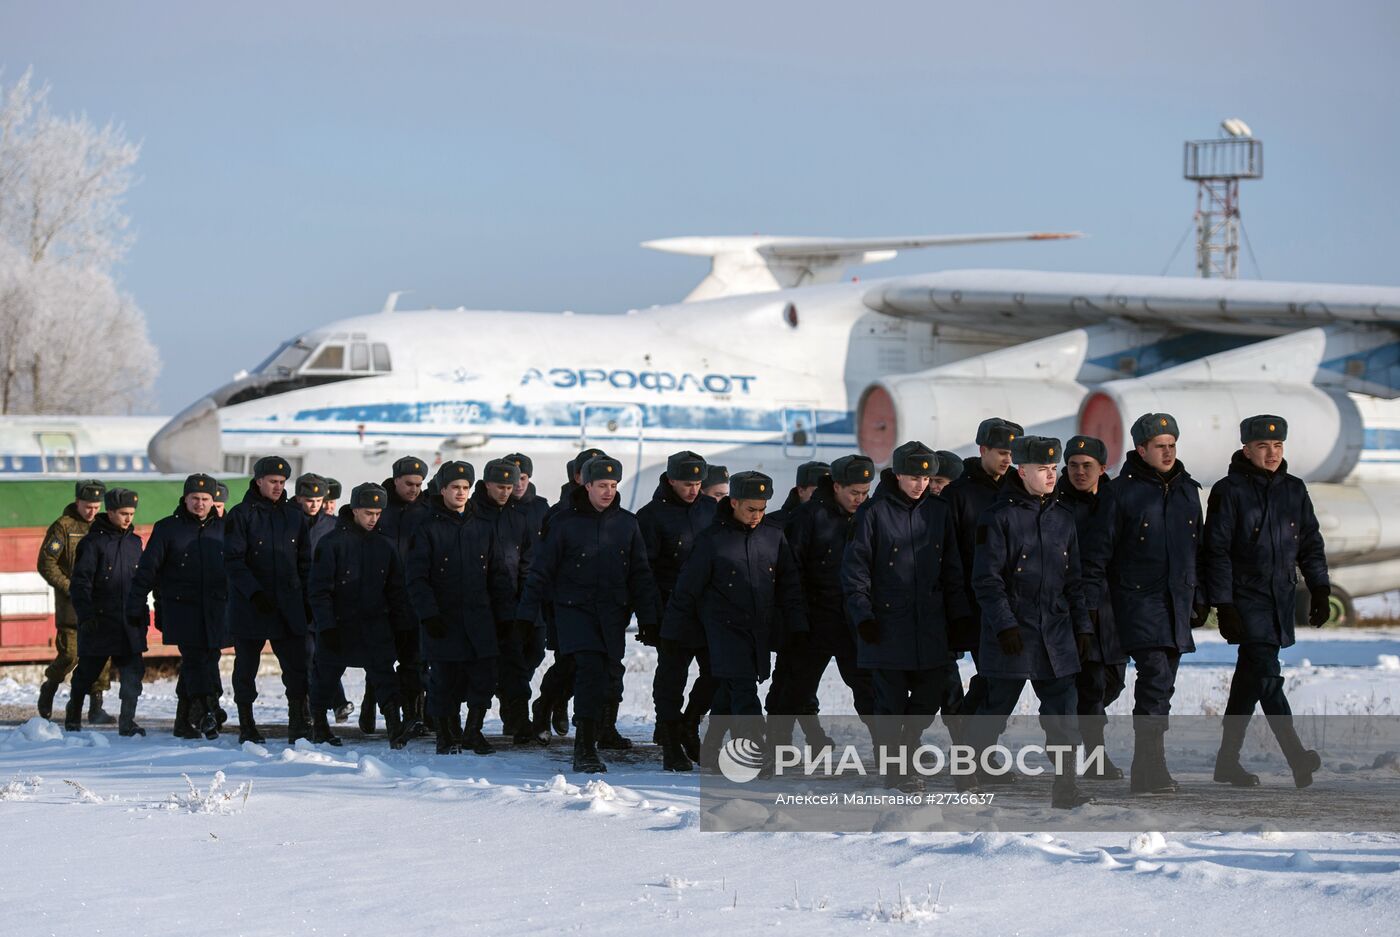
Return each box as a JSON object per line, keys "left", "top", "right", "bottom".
{"left": 33, "top": 411, "right": 1330, "bottom": 803}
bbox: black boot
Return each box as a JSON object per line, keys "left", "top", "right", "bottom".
{"left": 462, "top": 707, "right": 496, "bottom": 755}
{"left": 1051, "top": 774, "right": 1094, "bottom": 809}
{"left": 237, "top": 702, "right": 265, "bottom": 744}
{"left": 658, "top": 720, "right": 693, "bottom": 772}
{"left": 211, "top": 697, "right": 228, "bottom": 728}
{"left": 312, "top": 709, "right": 343, "bottom": 746}
{"left": 287, "top": 696, "right": 310, "bottom": 745}
{"left": 1214, "top": 715, "right": 1260, "bottom": 786}
{"left": 173, "top": 696, "right": 198, "bottom": 739}
{"left": 596, "top": 700, "right": 633, "bottom": 750}
{"left": 411, "top": 692, "right": 431, "bottom": 737}
{"left": 118, "top": 698, "right": 145, "bottom": 737}
{"left": 698, "top": 719, "right": 724, "bottom": 771}
{"left": 679, "top": 714, "right": 703, "bottom": 764}
{"left": 64, "top": 694, "right": 83, "bottom": 732}
{"left": 551, "top": 698, "right": 571, "bottom": 737}
{"left": 528, "top": 696, "right": 554, "bottom": 743}
{"left": 190, "top": 696, "right": 219, "bottom": 740}
{"left": 335, "top": 701, "right": 354, "bottom": 724}
{"left": 1081, "top": 718, "right": 1124, "bottom": 781}
{"left": 572, "top": 718, "right": 607, "bottom": 773}
{"left": 384, "top": 704, "right": 408, "bottom": 750}
{"left": 37, "top": 679, "right": 59, "bottom": 720}
{"left": 796, "top": 713, "right": 835, "bottom": 752}
{"left": 88, "top": 691, "right": 115, "bottom": 725}
{"left": 511, "top": 698, "right": 542, "bottom": 745}
{"left": 1269, "top": 716, "right": 1321, "bottom": 789}
{"left": 435, "top": 712, "right": 462, "bottom": 754}
{"left": 358, "top": 685, "right": 377, "bottom": 734}
{"left": 1131, "top": 723, "right": 1178, "bottom": 795}
{"left": 498, "top": 698, "right": 524, "bottom": 738}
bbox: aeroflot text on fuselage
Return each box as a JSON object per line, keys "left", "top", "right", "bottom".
{"left": 520, "top": 368, "right": 758, "bottom": 395}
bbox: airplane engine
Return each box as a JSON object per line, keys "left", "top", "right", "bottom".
{"left": 1079, "top": 379, "right": 1364, "bottom": 483}
{"left": 857, "top": 373, "right": 1085, "bottom": 463}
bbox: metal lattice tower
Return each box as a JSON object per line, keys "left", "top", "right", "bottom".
{"left": 1183, "top": 131, "right": 1262, "bottom": 278}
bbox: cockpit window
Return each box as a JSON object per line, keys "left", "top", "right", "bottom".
{"left": 254, "top": 338, "right": 314, "bottom": 376}
{"left": 372, "top": 343, "right": 391, "bottom": 371}
{"left": 350, "top": 343, "right": 370, "bottom": 371}
{"left": 305, "top": 345, "right": 346, "bottom": 371}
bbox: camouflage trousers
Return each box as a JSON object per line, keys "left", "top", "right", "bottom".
{"left": 43, "top": 627, "right": 111, "bottom": 692}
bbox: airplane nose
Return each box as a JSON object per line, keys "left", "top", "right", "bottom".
{"left": 148, "top": 396, "right": 222, "bottom": 473}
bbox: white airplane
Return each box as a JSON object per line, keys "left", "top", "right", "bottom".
{"left": 149, "top": 232, "right": 1400, "bottom": 622}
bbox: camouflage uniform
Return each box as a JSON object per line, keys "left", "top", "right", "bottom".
{"left": 37, "top": 504, "right": 112, "bottom": 691}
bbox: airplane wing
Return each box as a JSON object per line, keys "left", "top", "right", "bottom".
{"left": 863, "top": 268, "right": 1400, "bottom": 335}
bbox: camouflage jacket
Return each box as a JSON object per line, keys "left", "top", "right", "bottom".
{"left": 37, "top": 504, "right": 93, "bottom": 628}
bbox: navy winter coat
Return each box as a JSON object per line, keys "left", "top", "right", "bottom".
{"left": 406, "top": 496, "right": 515, "bottom": 662}
{"left": 129, "top": 504, "right": 229, "bottom": 650}
{"left": 471, "top": 483, "right": 534, "bottom": 601}
{"left": 1204, "top": 453, "right": 1329, "bottom": 647}
{"left": 518, "top": 486, "right": 659, "bottom": 660}
{"left": 375, "top": 479, "right": 430, "bottom": 558}
{"left": 662, "top": 498, "right": 808, "bottom": 680}
{"left": 1101, "top": 450, "right": 1206, "bottom": 654}
{"left": 785, "top": 477, "right": 859, "bottom": 656}
{"left": 636, "top": 474, "right": 718, "bottom": 614}
{"left": 974, "top": 473, "right": 1091, "bottom": 680}
{"left": 1054, "top": 476, "right": 1126, "bottom": 665}
{"left": 842, "top": 469, "right": 971, "bottom": 671}
{"left": 70, "top": 514, "right": 146, "bottom": 657}
{"left": 223, "top": 482, "right": 311, "bottom": 641}
{"left": 308, "top": 508, "right": 415, "bottom": 666}
{"left": 942, "top": 456, "right": 1008, "bottom": 651}
{"left": 511, "top": 483, "right": 550, "bottom": 541}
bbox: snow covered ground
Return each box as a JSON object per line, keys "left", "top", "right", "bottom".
{"left": 3, "top": 630, "right": 1400, "bottom": 936}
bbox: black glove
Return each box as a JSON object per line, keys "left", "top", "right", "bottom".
{"left": 786, "top": 629, "right": 810, "bottom": 651}
{"left": 1216, "top": 604, "right": 1244, "bottom": 643}
{"left": 251, "top": 591, "right": 276, "bottom": 616}
{"left": 996, "top": 627, "right": 1024, "bottom": 656}
{"left": 1075, "top": 632, "right": 1094, "bottom": 662}
{"left": 515, "top": 618, "right": 536, "bottom": 645}
{"left": 1190, "top": 601, "right": 1210, "bottom": 629}
{"left": 857, "top": 619, "right": 879, "bottom": 643}
{"left": 319, "top": 628, "right": 342, "bottom": 652}
{"left": 1309, "top": 587, "right": 1332, "bottom": 628}
{"left": 636, "top": 621, "right": 659, "bottom": 647}
{"left": 422, "top": 614, "right": 446, "bottom": 639}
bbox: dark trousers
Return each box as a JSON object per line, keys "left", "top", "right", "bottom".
{"left": 394, "top": 628, "right": 422, "bottom": 700}
{"left": 426, "top": 658, "right": 497, "bottom": 718}
{"left": 496, "top": 624, "right": 546, "bottom": 702}
{"left": 1224, "top": 642, "right": 1290, "bottom": 716}
{"left": 232, "top": 637, "right": 309, "bottom": 706}
{"left": 972, "top": 675, "right": 1081, "bottom": 787}
{"left": 45, "top": 627, "right": 111, "bottom": 690}
{"left": 766, "top": 644, "right": 873, "bottom": 718}
{"left": 572, "top": 650, "right": 612, "bottom": 722}
{"left": 1076, "top": 661, "right": 1127, "bottom": 717}
{"left": 71, "top": 652, "right": 143, "bottom": 702}
{"left": 711, "top": 677, "right": 762, "bottom": 717}
{"left": 314, "top": 656, "right": 401, "bottom": 713}
{"left": 654, "top": 642, "right": 719, "bottom": 722}
{"left": 177, "top": 645, "right": 223, "bottom": 698}
{"left": 304, "top": 634, "right": 348, "bottom": 708}
{"left": 540, "top": 651, "right": 576, "bottom": 704}
{"left": 871, "top": 665, "right": 956, "bottom": 719}
{"left": 1129, "top": 647, "right": 1181, "bottom": 718}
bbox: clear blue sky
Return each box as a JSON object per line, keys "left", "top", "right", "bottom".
{"left": 5, "top": 1, "right": 1398, "bottom": 413}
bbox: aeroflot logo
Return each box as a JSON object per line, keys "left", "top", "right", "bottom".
{"left": 521, "top": 368, "right": 757, "bottom": 395}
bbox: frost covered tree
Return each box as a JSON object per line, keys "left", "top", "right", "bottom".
{"left": 0, "top": 68, "right": 159, "bottom": 414}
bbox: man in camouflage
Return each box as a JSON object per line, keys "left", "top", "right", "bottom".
{"left": 36, "top": 480, "right": 114, "bottom": 723}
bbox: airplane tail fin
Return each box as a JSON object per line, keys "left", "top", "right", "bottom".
{"left": 641, "top": 232, "right": 1082, "bottom": 302}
